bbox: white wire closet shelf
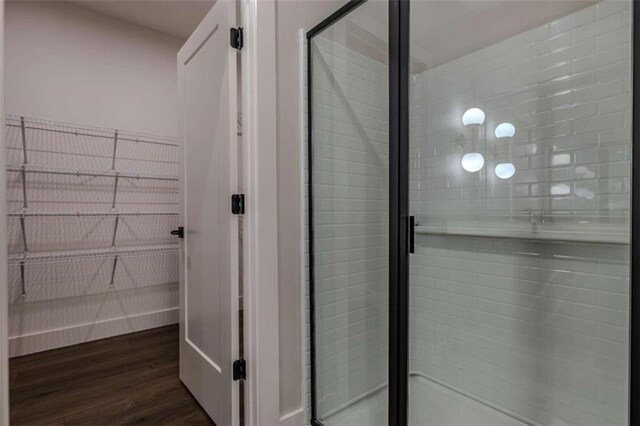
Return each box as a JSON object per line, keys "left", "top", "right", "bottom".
{"left": 5, "top": 115, "right": 181, "bottom": 299}
{"left": 8, "top": 244, "right": 179, "bottom": 265}
{"left": 5, "top": 115, "right": 179, "bottom": 178}
{"left": 6, "top": 163, "right": 178, "bottom": 182}
{"left": 6, "top": 116, "right": 179, "bottom": 216}
{"left": 7, "top": 212, "right": 178, "bottom": 217}
{"left": 7, "top": 212, "right": 179, "bottom": 254}
{"left": 9, "top": 244, "right": 179, "bottom": 298}
{"left": 5, "top": 115, "right": 179, "bottom": 146}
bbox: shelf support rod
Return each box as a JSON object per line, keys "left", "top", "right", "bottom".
{"left": 21, "top": 166, "right": 28, "bottom": 210}
{"left": 20, "top": 216, "right": 28, "bottom": 253}
{"left": 111, "top": 130, "right": 118, "bottom": 171}
{"left": 109, "top": 255, "right": 118, "bottom": 286}
{"left": 111, "top": 174, "right": 119, "bottom": 211}
{"left": 19, "top": 261, "right": 26, "bottom": 297}
{"left": 111, "top": 214, "right": 119, "bottom": 247}
{"left": 20, "top": 116, "right": 28, "bottom": 165}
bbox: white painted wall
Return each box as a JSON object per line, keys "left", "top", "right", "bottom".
{"left": 5, "top": 1, "right": 182, "bottom": 136}
{"left": 5, "top": 1, "right": 183, "bottom": 356}
{"left": 274, "top": 0, "right": 343, "bottom": 419}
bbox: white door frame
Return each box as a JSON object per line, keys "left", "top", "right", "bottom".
{"left": 241, "top": 0, "right": 290, "bottom": 424}
{"left": 0, "top": 0, "right": 9, "bottom": 424}
{"left": 241, "top": 1, "right": 305, "bottom": 425}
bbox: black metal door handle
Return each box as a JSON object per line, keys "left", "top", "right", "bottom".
{"left": 408, "top": 216, "right": 415, "bottom": 254}
{"left": 171, "top": 227, "right": 184, "bottom": 239}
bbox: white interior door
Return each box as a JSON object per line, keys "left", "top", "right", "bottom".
{"left": 177, "top": 1, "right": 239, "bottom": 424}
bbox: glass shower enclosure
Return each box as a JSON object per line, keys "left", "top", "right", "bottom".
{"left": 308, "top": 0, "right": 636, "bottom": 425}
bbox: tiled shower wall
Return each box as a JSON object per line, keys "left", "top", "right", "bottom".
{"left": 311, "top": 35, "right": 389, "bottom": 417}
{"left": 410, "top": 1, "right": 631, "bottom": 425}
{"left": 410, "top": 237, "right": 628, "bottom": 425}
{"left": 411, "top": 1, "right": 631, "bottom": 226}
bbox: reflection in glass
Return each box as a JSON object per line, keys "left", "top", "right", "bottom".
{"left": 310, "top": 1, "right": 389, "bottom": 425}
{"left": 494, "top": 162, "right": 515, "bottom": 179}
{"left": 409, "top": 1, "right": 631, "bottom": 425}
{"left": 461, "top": 152, "right": 485, "bottom": 173}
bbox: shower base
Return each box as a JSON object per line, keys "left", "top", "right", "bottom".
{"left": 322, "top": 375, "right": 527, "bottom": 426}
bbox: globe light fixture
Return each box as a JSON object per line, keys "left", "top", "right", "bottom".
{"left": 461, "top": 152, "right": 485, "bottom": 173}
{"left": 494, "top": 162, "right": 516, "bottom": 179}
{"left": 462, "top": 108, "right": 485, "bottom": 126}
{"left": 494, "top": 122, "right": 515, "bottom": 139}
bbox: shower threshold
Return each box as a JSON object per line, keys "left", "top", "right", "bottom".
{"left": 321, "top": 375, "right": 528, "bottom": 426}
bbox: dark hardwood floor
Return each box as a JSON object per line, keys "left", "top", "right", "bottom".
{"left": 10, "top": 325, "right": 215, "bottom": 426}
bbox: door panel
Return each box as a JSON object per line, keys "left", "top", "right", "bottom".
{"left": 407, "top": 1, "right": 632, "bottom": 425}
{"left": 310, "top": 1, "right": 635, "bottom": 424}
{"left": 307, "top": 1, "right": 390, "bottom": 424}
{"left": 177, "top": 2, "right": 239, "bottom": 424}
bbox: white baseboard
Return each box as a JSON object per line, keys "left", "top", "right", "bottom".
{"left": 9, "top": 307, "right": 179, "bottom": 357}
{"left": 280, "top": 407, "right": 304, "bottom": 425}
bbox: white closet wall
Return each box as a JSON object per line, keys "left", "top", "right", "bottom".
{"left": 5, "top": 1, "right": 183, "bottom": 356}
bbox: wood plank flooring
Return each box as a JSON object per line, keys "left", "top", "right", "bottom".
{"left": 10, "top": 325, "right": 215, "bottom": 426}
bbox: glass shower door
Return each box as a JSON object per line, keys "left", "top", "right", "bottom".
{"left": 308, "top": 1, "right": 390, "bottom": 425}
{"left": 408, "top": 1, "right": 632, "bottom": 425}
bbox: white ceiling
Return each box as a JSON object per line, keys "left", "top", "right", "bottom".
{"left": 69, "top": 0, "right": 215, "bottom": 40}
{"left": 346, "top": 0, "right": 598, "bottom": 71}
{"left": 68, "top": 0, "right": 598, "bottom": 60}
{"left": 410, "top": 0, "right": 599, "bottom": 69}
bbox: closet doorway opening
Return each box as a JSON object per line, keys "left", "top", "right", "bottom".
{"left": 3, "top": 1, "right": 244, "bottom": 424}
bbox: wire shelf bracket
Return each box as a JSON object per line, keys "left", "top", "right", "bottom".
{"left": 109, "top": 255, "right": 119, "bottom": 287}
{"left": 19, "top": 261, "right": 26, "bottom": 298}
{"left": 111, "top": 130, "right": 118, "bottom": 171}
{"left": 8, "top": 244, "right": 179, "bottom": 265}
{"left": 20, "top": 116, "right": 28, "bottom": 165}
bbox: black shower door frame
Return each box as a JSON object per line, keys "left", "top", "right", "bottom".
{"left": 308, "top": 1, "right": 640, "bottom": 425}
{"left": 307, "top": 1, "right": 408, "bottom": 424}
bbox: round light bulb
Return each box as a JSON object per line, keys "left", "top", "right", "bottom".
{"left": 495, "top": 162, "right": 516, "bottom": 179}
{"left": 494, "top": 122, "right": 516, "bottom": 139}
{"left": 461, "top": 152, "right": 485, "bottom": 172}
{"left": 462, "top": 108, "right": 485, "bottom": 126}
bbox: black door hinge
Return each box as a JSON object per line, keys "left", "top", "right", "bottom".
{"left": 231, "top": 194, "right": 245, "bottom": 214}
{"left": 170, "top": 226, "right": 184, "bottom": 239}
{"left": 233, "top": 359, "right": 246, "bottom": 381}
{"left": 230, "top": 27, "right": 243, "bottom": 50}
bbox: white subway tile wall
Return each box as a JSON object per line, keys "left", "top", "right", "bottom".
{"left": 409, "top": 1, "right": 631, "bottom": 425}
{"left": 410, "top": 2, "right": 631, "bottom": 227}
{"left": 311, "top": 34, "right": 389, "bottom": 418}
